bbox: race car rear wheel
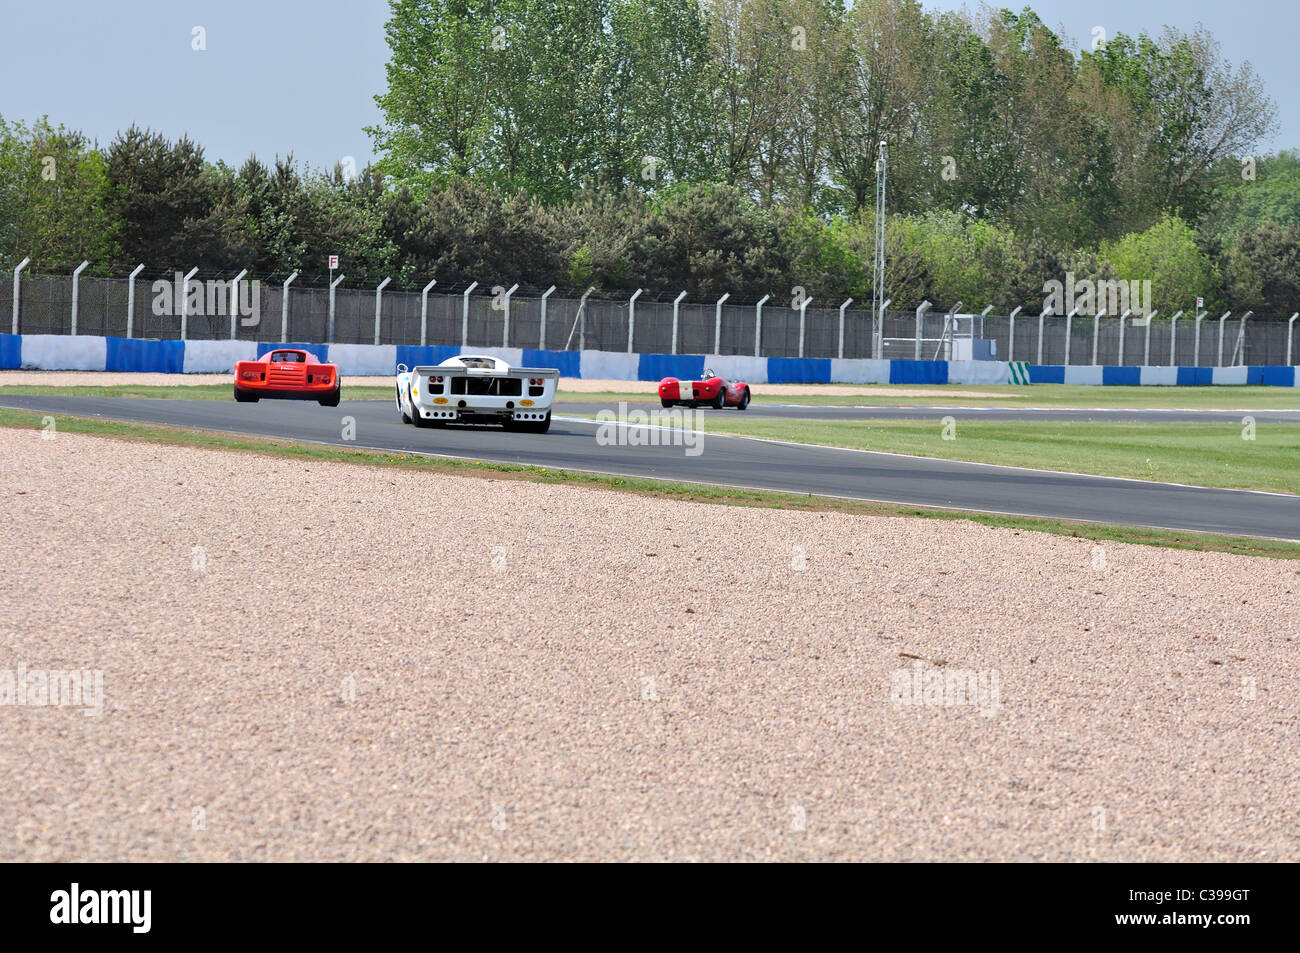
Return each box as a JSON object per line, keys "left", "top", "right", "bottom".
{"left": 661, "top": 399, "right": 673, "bottom": 409}
{"left": 397, "top": 384, "right": 411, "bottom": 423}
{"left": 318, "top": 387, "right": 341, "bottom": 408}
{"left": 409, "top": 387, "right": 432, "bottom": 428}
{"left": 712, "top": 388, "right": 726, "bottom": 410}
{"left": 738, "top": 387, "right": 750, "bottom": 411}
{"left": 233, "top": 386, "right": 258, "bottom": 403}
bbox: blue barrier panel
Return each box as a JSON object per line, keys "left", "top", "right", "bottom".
{"left": 1027, "top": 364, "right": 1065, "bottom": 384}
{"left": 1249, "top": 366, "right": 1295, "bottom": 387}
{"left": 1102, "top": 365, "right": 1141, "bottom": 386}
{"left": 395, "top": 345, "right": 462, "bottom": 369}
{"left": 638, "top": 353, "right": 706, "bottom": 382}
{"left": 768, "top": 358, "right": 832, "bottom": 383}
{"left": 0, "top": 334, "right": 20, "bottom": 370}
{"left": 523, "top": 349, "right": 581, "bottom": 377}
{"left": 889, "top": 360, "right": 947, "bottom": 385}
{"left": 105, "top": 337, "right": 184, "bottom": 373}
{"left": 1177, "top": 367, "right": 1213, "bottom": 386}
{"left": 257, "top": 341, "right": 330, "bottom": 362}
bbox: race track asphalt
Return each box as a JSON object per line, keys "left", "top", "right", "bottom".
{"left": 2, "top": 394, "right": 1298, "bottom": 540}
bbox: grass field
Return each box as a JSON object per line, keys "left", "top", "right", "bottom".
{"left": 1, "top": 380, "right": 1299, "bottom": 409}
{"left": 2, "top": 405, "right": 1296, "bottom": 559}
{"left": 564, "top": 415, "right": 1300, "bottom": 494}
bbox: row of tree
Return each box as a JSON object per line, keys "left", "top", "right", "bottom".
{"left": 372, "top": 0, "right": 1276, "bottom": 247}
{"left": 0, "top": 0, "right": 1295, "bottom": 315}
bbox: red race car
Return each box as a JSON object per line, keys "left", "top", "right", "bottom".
{"left": 234, "top": 348, "right": 341, "bottom": 406}
{"left": 658, "top": 369, "right": 751, "bottom": 410}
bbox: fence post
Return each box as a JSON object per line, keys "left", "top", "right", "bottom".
{"left": 501, "top": 283, "right": 518, "bottom": 347}
{"left": 419, "top": 279, "right": 435, "bottom": 346}
{"left": 229, "top": 269, "right": 248, "bottom": 339}
{"left": 1231, "top": 311, "right": 1251, "bottom": 366}
{"left": 712, "top": 291, "right": 733, "bottom": 356}
{"left": 1065, "top": 308, "right": 1077, "bottom": 365}
{"left": 1167, "top": 311, "right": 1181, "bottom": 366}
{"left": 754, "top": 294, "right": 769, "bottom": 357}
{"left": 70, "top": 260, "right": 89, "bottom": 335}
{"left": 798, "top": 297, "right": 814, "bottom": 358}
{"left": 1289, "top": 313, "right": 1299, "bottom": 365}
{"left": 837, "top": 298, "right": 853, "bottom": 359}
{"left": 1143, "top": 310, "right": 1157, "bottom": 366}
{"left": 579, "top": 286, "right": 595, "bottom": 351}
{"left": 10, "top": 256, "right": 29, "bottom": 335}
{"left": 1091, "top": 310, "right": 1106, "bottom": 365}
{"left": 327, "top": 272, "right": 345, "bottom": 343}
{"left": 937, "top": 301, "right": 962, "bottom": 361}
{"left": 627, "top": 289, "right": 642, "bottom": 353}
{"left": 672, "top": 291, "right": 687, "bottom": 355}
{"left": 539, "top": 285, "right": 555, "bottom": 349}
{"left": 920, "top": 299, "right": 930, "bottom": 358}
{"left": 1117, "top": 309, "right": 1131, "bottom": 365}
{"left": 372, "top": 277, "right": 390, "bottom": 346}
{"left": 1034, "top": 308, "right": 1043, "bottom": 363}
{"left": 125, "top": 264, "right": 144, "bottom": 338}
{"left": 1217, "top": 312, "right": 1231, "bottom": 366}
{"left": 1193, "top": 311, "right": 1207, "bottom": 365}
{"left": 1007, "top": 306, "right": 1020, "bottom": 362}
{"left": 876, "top": 299, "right": 891, "bottom": 360}
{"left": 460, "top": 281, "right": 478, "bottom": 347}
{"left": 979, "top": 304, "right": 993, "bottom": 339}
{"left": 181, "top": 267, "right": 199, "bottom": 340}
{"left": 280, "top": 272, "right": 297, "bottom": 343}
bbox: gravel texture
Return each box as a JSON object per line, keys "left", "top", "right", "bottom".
{"left": 1, "top": 427, "right": 1297, "bottom": 861}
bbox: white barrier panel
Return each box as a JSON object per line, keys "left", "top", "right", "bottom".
{"left": 327, "top": 344, "right": 397, "bottom": 376}
{"left": 704, "top": 355, "right": 768, "bottom": 384}
{"left": 181, "top": 340, "right": 257, "bottom": 373}
{"left": 579, "top": 350, "right": 639, "bottom": 381}
{"left": 1063, "top": 365, "right": 1104, "bottom": 386}
{"left": 1212, "top": 366, "right": 1248, "bottom": 386}
{"left": 467, "top": 347, "right": 524, "bottom": 368}
{"left": 1139, "top": 366, "right": 1179, "bottom": 386}
{"left": 21, "top": 334, "right": 107, "bottom": 371}
{"left": 947, "top": 360, "right": 1011, "bottom": 385}
{"left": 829, "top": 358, "right": 891, "bottom": 384}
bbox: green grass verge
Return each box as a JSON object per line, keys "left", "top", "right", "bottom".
{"left": 558, "top": 383, "right": 1300, "bottom": 409}
{"left": 2, "top": 405, "right": 1297, "bottom": 559}
{"left": 568, "top": 414, "right": 1300, "bottom": 495}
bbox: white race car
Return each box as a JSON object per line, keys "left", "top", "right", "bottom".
{"left": 395, "top": 354, "right": 559, "bottom": 433}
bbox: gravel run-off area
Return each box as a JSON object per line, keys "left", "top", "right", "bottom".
{"left": 1, "top": 426, "right": 1297, "bottom": 861}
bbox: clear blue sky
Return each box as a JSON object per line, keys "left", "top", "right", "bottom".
{"left": 0, "top": 0, "right": 1293, "bottom": 172}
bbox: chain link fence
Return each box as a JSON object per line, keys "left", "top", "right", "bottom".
{"left": 7, "top": 271, "right": 1299, "bottom": 365}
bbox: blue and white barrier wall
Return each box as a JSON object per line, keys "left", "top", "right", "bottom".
{"left": 1, "top": 334, "right": 1298, "bottom": 386}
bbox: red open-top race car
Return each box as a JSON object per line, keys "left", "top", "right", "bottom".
{"left": 658, "top": 369, "right": 751, "bottom": 410}
{"left": 234, "top": 349, "right": 341, "bottom": 406}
